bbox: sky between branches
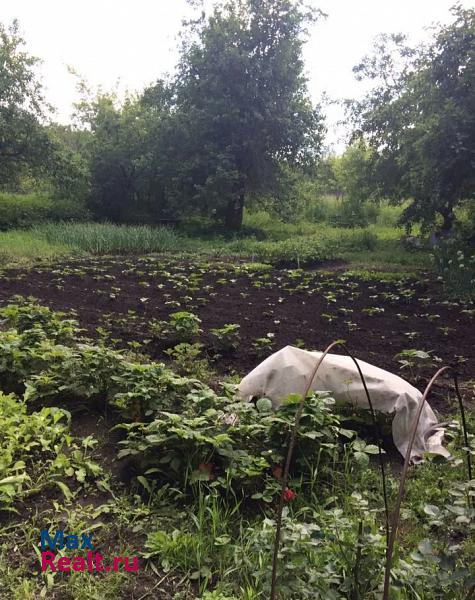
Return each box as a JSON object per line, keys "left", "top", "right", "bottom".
{"left": 0, "top": 0, "right": 469, "bottom": 150}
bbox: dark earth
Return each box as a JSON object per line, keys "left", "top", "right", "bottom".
{"left": 0, "top": 255, "right": 473, "bottom": 412}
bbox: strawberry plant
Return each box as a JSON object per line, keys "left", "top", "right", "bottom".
{"left": 210, "top": 324, "right": 241, "bottom": 354}
{"left": 150, "top": 311, "right": 202, "bottom": 344}
{"left": 118, "top": 391, "right": 346, "bottom": 499}
{"left": 0, "top": 391, "right": 101, "bottom": 511}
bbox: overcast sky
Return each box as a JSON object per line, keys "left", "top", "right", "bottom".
{"left": 0, "top": 0, "right": 472, "bottom": 149}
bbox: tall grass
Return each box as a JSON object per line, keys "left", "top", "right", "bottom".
{"left": 0, "top": 230, "right": 70, "bottom": 266}
{"left": 0, "top": 215, "right": 431, "bottom": 271}
{"left": 33, "top": 222, "right": 187, "bottom": 255}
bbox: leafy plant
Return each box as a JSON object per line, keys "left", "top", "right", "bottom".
{"left": 150, "top": 311, "right": 202, "bottom": 344}
{"left": 118, "top": 391, "right": 344, "bottom": 500}
{"left": 0, "top": 391, "right": 101, "bottom": 511}
{"left": 210, "top": 324, "right": 241, "bottom": 354}
{"left": 0, "top": 296, "right": 79, "bottom": 343}
{"left": 165, "top": 343, "right": 212, "bottom": 380}
{"left": 395, "top": 349, "right": 441, "bottom": 381}
{"left": 252, "top": 336, "right": 274, "bottom": 358}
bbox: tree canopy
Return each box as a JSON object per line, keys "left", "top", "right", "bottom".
{"left": 0, "top": 20, "right": 52, "bottom": 187}
{"left": 350, "top": 5, "right": 475, "bottom": 234}
{"left": 151, "top": 0, "right": 325, "bottom": 230}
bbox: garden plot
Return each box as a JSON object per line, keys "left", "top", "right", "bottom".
{"left": 0, "top": 256, "right": 473, "bottom": 394}
{"left": 0, "top": 258, "right": 473, "bottom": 599}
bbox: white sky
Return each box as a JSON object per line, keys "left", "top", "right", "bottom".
{"left": 1, "top": 0, "right": 472, "bottom": 150}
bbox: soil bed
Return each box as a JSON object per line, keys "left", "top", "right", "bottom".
{"left": 0, "top": 255, "right": 473, "bottom": 411}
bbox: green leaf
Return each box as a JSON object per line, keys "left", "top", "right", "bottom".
{"left": 137, "top": 476, "right": 152, "bottom": 493}
{"left": 56, "top": 480, "right": 73, "bottom": 502}
{"left": 256, "top": 397, "right": 273, "bottom": 413}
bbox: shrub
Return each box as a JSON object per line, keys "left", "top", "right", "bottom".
{"left": 224, "top": 228, "right": 379, "bottom": 266}
{"left": 0, "top": 193, "right": 51, "bottom": 230}
{"left": 0, "top": 193, "right": 88, "bottom": 230}
{"left": 328, "top": 200, "right": 379, "bottom": 228}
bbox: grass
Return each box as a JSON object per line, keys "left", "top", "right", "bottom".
{"left": 0, "top": 230, "right": 71, "bottom": 266}
{"left": 33, "top": 221, "right": 188, "bottom": 255}
{"left": 0, "top": 210, "right": 431, "bottom": 272}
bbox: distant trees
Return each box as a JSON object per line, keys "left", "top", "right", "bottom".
{"left": 0, "top": 22, "right": 88, "bottom": 203}
{"left": 75, "top": 93, "right": 156, "bottom": 223}
{"left": 3, "top": 4, "right": 473, "bottom": 234}
{"left": 0, "top": 21, "right": 51, "bottom": 188}
{"left": 75, "top": 0, "right": 324, "bottom": 229}
{"left": 350, "top": 5, "right": 475, "bottom": 234}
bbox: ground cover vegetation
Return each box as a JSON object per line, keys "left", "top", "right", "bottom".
{"left": 0, "top": 252, "right": 473, "bottom": 597}
{"left": 0, "top": 0, "right": 474, "bottom": 598}
{"left": 0, "top": 295, "right": 472, "bottom": 599}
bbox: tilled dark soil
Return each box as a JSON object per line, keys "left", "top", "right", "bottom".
{"left": 0, "top": 255, "right": 473, "bottom": 411}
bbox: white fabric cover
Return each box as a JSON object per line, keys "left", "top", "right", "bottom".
{"left": 238, "top": 346, "right": 448, "bottom": 462}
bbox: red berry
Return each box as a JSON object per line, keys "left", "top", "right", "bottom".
{"left": 283, "top": 487, "right": 296, "bottom": 502}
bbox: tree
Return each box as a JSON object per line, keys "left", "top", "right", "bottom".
{"left": 0, "top": 20, "right": 52, "bottom": 188}
{"left": 334, "top": 142, "right": 374, "bottom": 203}
{"left": 154, "top": 0, "right": 324, "bottom": 230}
{"left": 349, "top": 5, "right": 475, "bottom": 234}
{"left": 75, "top": 90, "right": 171, "bottom": 223}
{"left": 45, "top": 124, "right": 91, "bottom": 204}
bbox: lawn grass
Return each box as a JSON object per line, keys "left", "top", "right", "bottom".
{"left": 0, "top": 216, "right": 431, "bottom": 272}
{"left": 0, "top": 230, "right": 72, "bottom": 267}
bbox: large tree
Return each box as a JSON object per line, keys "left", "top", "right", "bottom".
{"left": 349, "top": 6, "right": 475, "bottom": 234}
{"left": 153, "top": 0, "right": 324, "bottom": 230}
{"left": 0, "top": 20, "right": 52, "bottom": 188}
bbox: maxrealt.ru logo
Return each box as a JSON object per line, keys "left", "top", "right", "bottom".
{"left": 40, "top": 530, "right": 138, "bottom": 573}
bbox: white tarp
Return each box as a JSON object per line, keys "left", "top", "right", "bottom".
{"left": 238, "top": 345, "right": 448, "bottom": 462}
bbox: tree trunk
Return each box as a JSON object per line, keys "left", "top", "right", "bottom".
{"left": 224, "top": 191, "right": 244, "bottom": 231}
{"left": 440, "top": 207, "right": 455, "bottom": 234}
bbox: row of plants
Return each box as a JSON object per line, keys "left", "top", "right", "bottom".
{"left": 0, "top": 298, "right": 473, "bottom": 598}
{"left": 0, "top": 219, "right": 412, "bottom": 269}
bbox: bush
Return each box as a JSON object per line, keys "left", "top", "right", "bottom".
{"left": 328, "top": 200, "right": 379, "bottom": 228}
{"left": 0, "top": 193, "right": 88, "bottom": 230}
{"left": 225, "top": 228, "right": 378, "bottom": 266}
{"left": 0, "top": 193, "right": 51, "bottom": 230}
